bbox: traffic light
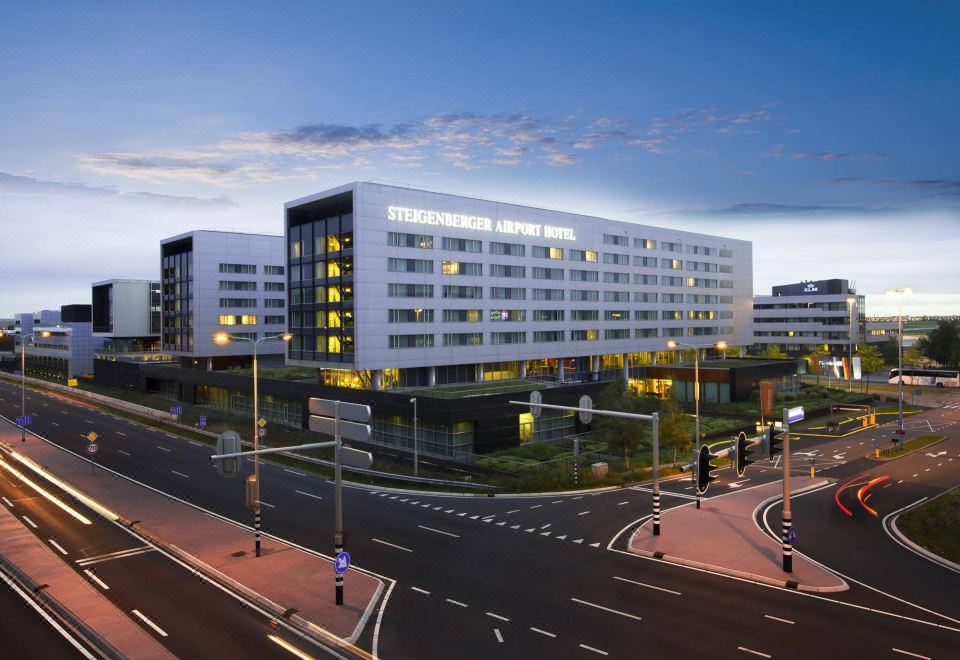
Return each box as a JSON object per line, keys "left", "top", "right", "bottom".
{"left": 697, "top": 444, "right": 719, "bottom": 494}
{"left": 215, "top": 430, "right": 242, "bottom": 478}
{"left": 765, "top": 424, "right": 785, "bottom": 460}
{"left": 735, "top": 431, "right": 754, "bottom": 477}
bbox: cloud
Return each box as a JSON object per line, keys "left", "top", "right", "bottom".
{"left": 0, "top": 170, "right": 235, "bottom": 207}
{"left": 821, "top": 177, "right": 960, "bottom": 196}
{"left": 763, "top": 144, "right": 785, "bottom": 158}
{"left": 77, "top": 104, "right": 784, "bottom": 184}
{"left": 792, "top": 151, "right": 848, "bottom": 161}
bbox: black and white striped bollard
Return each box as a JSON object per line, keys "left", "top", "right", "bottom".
{"left": 782, "top": 512, "right": 792, "bottom": 572}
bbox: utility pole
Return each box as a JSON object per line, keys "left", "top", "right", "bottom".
{"left": 334, "top": 401, "right": 344, "bottom": 605}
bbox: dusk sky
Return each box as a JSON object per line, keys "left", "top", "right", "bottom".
{"left": 1, "top": 2, "right": 957, "bottom": 317}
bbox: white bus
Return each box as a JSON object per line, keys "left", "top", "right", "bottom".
{"left": 888, "top": 368, "right": 960, "bottom": 388}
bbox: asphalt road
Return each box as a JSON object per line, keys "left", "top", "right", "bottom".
{"left": 2, "top": 379, "right": 960, "bottom": 659}
{"left": 0, "top": 570, "right": 91, "bottom": 659}
{"left": 0, "top": 404, "right": 337, "bottom": 659}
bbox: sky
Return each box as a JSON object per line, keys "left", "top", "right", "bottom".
{"left": 1, "top": 1, "right": 958, "bottom": 317}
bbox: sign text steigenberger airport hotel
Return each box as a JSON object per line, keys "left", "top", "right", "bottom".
{"left": 386, "top": 205, "right": 577, "bottom": 241}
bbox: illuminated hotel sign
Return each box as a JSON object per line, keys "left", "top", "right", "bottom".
{"left": 387, "top": 206, "right": 577, "bottom": 241}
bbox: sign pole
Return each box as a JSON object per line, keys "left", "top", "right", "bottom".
{"left": 782, "top": 407, "right": 792, "bottom": 573}
{"left": 573, "top": 437, "right": 580, "bottom": 488}
{"left": 652, "top": 412, "right": 661, "bottom": 536}
{"left": 334, "top": 401, "right": 344, "bottom": 606}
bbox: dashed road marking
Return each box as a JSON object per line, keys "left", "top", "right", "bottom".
{"left": 487, "top": 612, "right": 510, "bottom": 622}
{"left": 737, "top": 647, "right": 771, "bottom": 658}
{"left": 48, "top": 539, "right": 69, "bottom": 555}
{"left": 613, "top": 576, "right": 681, "bottom": 595}
{"left": 763, "top": 614, "right": 794, "bottom": 624}
{"left": 579, "top": 644, "right": 608, "bottom": 656}
{"left": 506, "top": 509, "right": 520, "bottom": 514}
{"left": 372, "top": 538, "right": 413, "bottom": 552}
{"left": 2, "top": 496, "right": 13, "bottom": 507}
{"left": 83, "top": 570, "right": 109, "bottom": 590}
{"left": 156, "top": 446, "right": 171, "bottom": 452}
{"left": 892, "top": 649, "right": 930, "bottom": 659}
{"left": 530, "top": 504, "right": 543, "bottom": 509}
{"left": 530, "top": 627, "right": 556, "bottom": 638}
{"left": 132, "top": 609, "right": 167, "bottom": 637}
{"left": 411, "top": 586, "right": 430, "bottom": 595}
{"left": 284, "top": 469, "right": 306, "bottom": 477}
{"left": 617, "top": 501, "right": 629, "bottom": 506}
{"left": 118, "top": 450, "right": 131, "bottom": 456}
{"left": 571, "top": 597, "right": 642, "bottom": 621}
{"left": 22, "top": 516, "right": 38, "bottom": 529}
{"left": 494, "top": 629, "right": 503, "bottom": 643}
{"left": 418, "top": 525, "right": 460, "bottom": 538}
{"left": 171, "top": 470, "right": 189, "bottom": 478}
{"left": 578, "top": 511, "right": 591, "bottom": 516}
{"left": 445, "top": 598, "right": 468, "bottom": 608}
{"left": 295, "top": 490, "right": 322, "bottom": 500}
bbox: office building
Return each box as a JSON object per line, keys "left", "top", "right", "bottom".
{"left": 753, "top": 279, "right": 895, "bottom": 358}
{"left": 92, "top": 279, "right": 169, "bottom": 362}
{"left": 15, "top": 304, "right": 105, "bottom": 380}
{"left": 160, "top": 230, "right": 287, "bottom": 369}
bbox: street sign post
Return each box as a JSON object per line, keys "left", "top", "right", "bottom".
{"left": 86, "top": 442, "right": 99, "bottom": 455}
{"left": 258, "top": 427, "right": 267, "bottom": 439}
{"left": 787, "top": 406, "right": 805, "bottom": 424}
{"left": 787, "top": 526, "right": 797, "bottom": 545}
{"left": 86, "top": 431, "right": 98, "bottom": 443}
{"left": 15, "top": 415, "right": 32, "bottom": 426}
{"left": 198, "top": 415, "right": 207, "bottom": 427}
{"left": 169, "top": 406, "right": 182, "bottom": 417}
{"left": 334, "top": 551, "right": 351, "bottom": 575}
{"left": 257, "top": 417, "right": 267, "bottom": 428}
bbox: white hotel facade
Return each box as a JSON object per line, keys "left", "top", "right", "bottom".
{"left": 284, "top": 182, "right": 753, "bottom": 391}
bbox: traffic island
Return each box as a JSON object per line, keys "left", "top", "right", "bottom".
{"left": 1, "top": 427, "right": 384, "bottom": 650}
{"left": 628, "top": 476, "right": 848, "bottom": 592}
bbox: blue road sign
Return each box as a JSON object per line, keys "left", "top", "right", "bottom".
{"left": 15, "top": 415, "right": 32, "bottom": 426}
{"left": 198, "top": 416, "right": 207, "bottom": 427}
{"left": 13, "top": 370, "right": 22, "bottom": 376}
{"left": 787, "top": 526, "right": 797, "bottom": 545}
{"left": 874, "top": 438, "right": 879, "bottom": 449}
{"left": 334, "top": 551, "right": 351, "bottom": 575}
{"left": 170, "top": 406, "right": 183, "bottom": 416}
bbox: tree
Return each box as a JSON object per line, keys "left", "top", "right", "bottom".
{"left": 760, "top": 344, "right": 788, "bottom": 359}
{"left": 879, "top": 338, "right": 900, "bottom": 367}
{"left": 903, "top": 345, "right": 926, "bottom": 368}
{"left": 721, "top": 344, "right": 741, "bottom": 358}
{"left": 917, "top": 320, "right": 960, "bottom": 369}
{"left": 856, "top": 344, "right": 884, "bottom": 394}
{"left": 593, "top": 378, "right": 648, "bottom": 469}
{"left": 805, "top": 346, "right": 829, "bottom": 381}
{"left": 659, "top": 397, "right": 691, "bottom": 465}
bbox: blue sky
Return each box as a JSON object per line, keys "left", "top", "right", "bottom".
{"left": 1, "top": 1, "right": 958, "bottom": 316}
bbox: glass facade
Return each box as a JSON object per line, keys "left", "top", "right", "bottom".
{"left": 161, "top": 237, "right": 193, "bottom": 351}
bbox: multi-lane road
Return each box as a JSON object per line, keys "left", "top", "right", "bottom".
{"left": 1, "top": 378, "right": 959, "bottom": 658}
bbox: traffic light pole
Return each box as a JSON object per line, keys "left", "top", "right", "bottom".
{"left": 781, "top": 408, "right": 792, "bottom": 573}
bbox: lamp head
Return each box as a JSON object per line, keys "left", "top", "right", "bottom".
{"left": 40, "top": 331, "right": 51, "bottom": 338}
{"left": 667, "top": 340, "right": 678, "bottom": 349}
{"left": 280, "top": 333, "right": 293, "bottom": 342}
{"left": 716, "top": 341, "right": 728, "bottom": 350}
{"left": 213, "top": 332, "right": 231, "bottom": 345}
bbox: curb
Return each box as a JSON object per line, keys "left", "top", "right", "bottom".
{"left": 628, "top": 479, "right": 849, "bottom": 593}
{"left": 886, "top": 489, "right": 960, "bottom": 575}
{"left": 868, "top": 435, "right": 947, "bottom": 462}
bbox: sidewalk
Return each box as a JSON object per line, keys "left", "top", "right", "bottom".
{"left": 629, "top": 476, "right": 848, "bottom": 592}
{"left": 1, "top": 427, "right": 384, "bottom": 646}
{"left": 0, "top": 503, "right": 174, "bottom": 659}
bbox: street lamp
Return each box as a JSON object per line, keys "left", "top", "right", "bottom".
{"left": 846, "top": 297, "right": 856, "bottom": 392}
{"left": 410, "top": 397, "right": 418, "bottom": 477}
{"left": 886, "top": 288, "right": 912, "bottom": 446}
{"left": 213, "top": 331, "right": 293, "bottom": 557}
{"left": 2, "top": 330, "right": 51, "bottom": 442}
{"left": 667, "top": 339, "right": 727, "bottom": 509}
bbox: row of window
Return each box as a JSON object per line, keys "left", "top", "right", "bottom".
{"left": 389, "top": 231, "right": 734, "bottom": 260}
{"left": 388, "top": 326, "right": 734, "bottom": 348}
{"left": 218, "top": 315, "right": 286, "bottom": 326}
{"left": 289, "top": 232, "right": 354, "bottom": 258}
{"left": 218, "top": 298, "right": 286, "bottom": 308}
{"left": 219, "top": 264, "right": 285, "bottom": 275}
{"left": 218, "top": 281, "right": 286, "bottom": 291}
{"left": 386, "top": 309, "right": 733, "bottom": 323}
{"left": 386, "top": 284, "right": 734, "bottom": 300}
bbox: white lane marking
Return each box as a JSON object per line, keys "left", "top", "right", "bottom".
{"left": 165, "top": 434, "right": 177, "bottom": 440}
{"left": 389, "top": 496, "right": 398, "bottom": 500}
{"left": 578, "top": 511, "right": 591, "bottom": 516}
{"left": 116, "top": 432, "right": 126, "bottom": 437}
{"left": 540, "top": 531, "right": 551, "bottom": 537}
{"left": 572, "top": 496, "right": 583, "bottom": 500}
{"left": 1, "top": 496, "right": 12, "bottom": 507}
{"left": 433, "top": 506, "right": 443, "bottom": 511}
{"left": 486, "top": 612, "right": 510, "bottom": 622}
{"left": 570, "top": 597, "right": 642, "bottom": 621}
{"left": 494, "top": 629, "right": 503, "bottom": 643}
{"left": 506, "top": 509, "right": 520, "bottom": 514}
{"left": 258, "top": 501, "right": 275, "bottom": 508}
{"left": 589, "top": 542, "right": 600, "bottom": 548}
{"left": 372, "top": 538, "right": 413, "bottom": 552}
{"left": 737, "top": 647, "right": 771, "bottom": 658}
{"left": 443, "top": 509, "right": 453, "bottom": 513}
{"left": 496, "top": 521, "right": 506, "bottom": 526}
{"left": 540, "top": 523, "right": 551, "bottom": 530}
{"left": 510, "top": 525, "right": 520, "bottom": 530}
{"left": 118, "top": 450, "right": 131, "bottom": 456}
{"left": 132, "top": 609, "right": 168, "bottom": 637}
{"left": 84, "top": 419, "right": 94, "bottom": 424}
{"left": 551, "top": 500, "right": 563, "bottom": 504}
{"left": 411, "top": 586, "right": 430, "bottom": 595}
{"left": 0, "top": 571, "right": 96, "bottom": 659}
{"left": 22, "top": 515, "right": 38, "bottom": 529}
{"left": 579, "top": 644, "right": 608, "bottom": 656}
{"left": 156, "top": 446, "right": 170, "bottom": 452}
{"left": 295, "top": 490, "right": 323, "bottom": 500}
{"left": 617, "top": 501, "right": 629, "bottom": 506}
{"left": 48, "top": 539, "right": 69, "bottom": 555}
{"left": 469, "top": 515, "right": 479, "bottom": 520}
{"left": 189, "top": 441, "right": 204, "bottom": 447}
{"left": 764, "top": 614, "right": 794, "bottom": 624}
{"left": 83, "top": 569, "right": 110, "bottom": 590}
{"left": 892, "top": 648, "right": 931, "bottom": 659}
{"left": 52, "top": 422, "right": 60, "bottom": 427}
{"left": 573, "top": 539, "right": 583, "bottom": 544}
{"left": 457, "top": 512, "right": 467, "bottom": 517}
{"left": 171, "top": 470, "right": 189, "bottom": 478}
{"left": 284, "top": 469, "right": 306, "bottom": 477}
{"left": 613, "top": 576, "right": 681, "bottom": 596}
{"left": 77, "top": 547, "right": 155, "bottom": 566}
{"left": 530, "top": 627, "right": 556, "bottom": 638}
{"left": 418, "top": 525, "right": 460, "bottom": 538}
{"left": 445, "top": 598, "right": 468, "bottom": 608}
{"left": 529, "top": 504, "right": 542, "bottom": 509}
{"left": 525, "top": 528, "right": 535, "bottom": 533}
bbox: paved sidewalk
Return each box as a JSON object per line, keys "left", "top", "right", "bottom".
{"left": 3, "top": 428, "right": 384, "bottom": 645}
{"left": 0, "top": 502, "right": 174, "bottom": 659}
{"left": 630, "top": 476, "right": 848, "bottom": 592}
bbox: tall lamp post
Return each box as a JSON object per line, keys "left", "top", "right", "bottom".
{"left": 886, "top": 288, "right": 911, "bottom": 446}
{"left": 2, "top": 330, "right": 51, "bottom": 442}
{"left": 667, "top": 339, "right": 727, "bottom": 509}
{"left": 846, "top": 297, "right": 856, "bottom": 392}
{"left": 410, "top": 397, "right": 418, "bottom": 477}
{"left": 214, "top": 331, "right": 293, "bottom": 557}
